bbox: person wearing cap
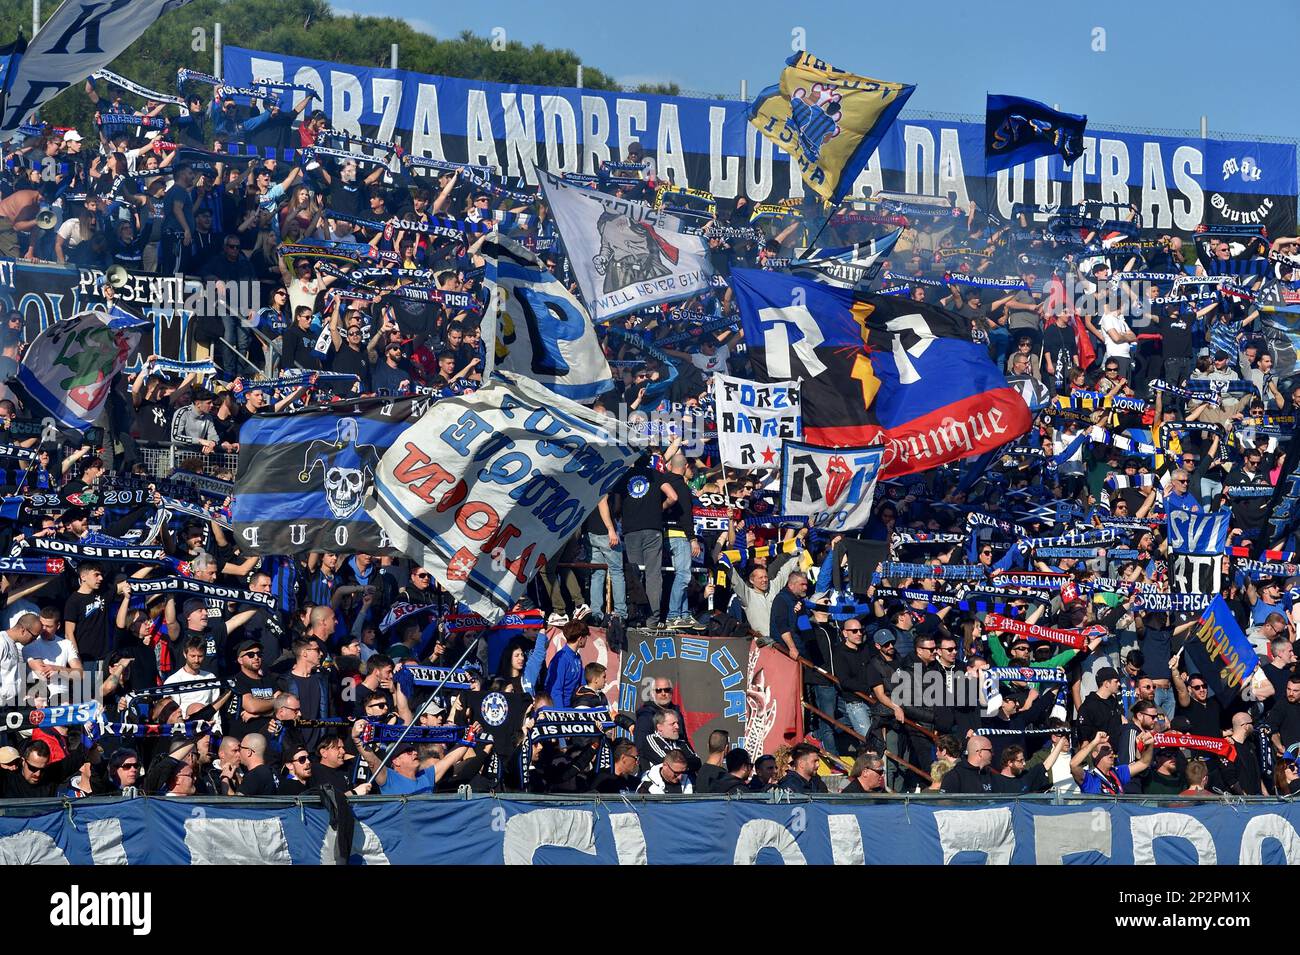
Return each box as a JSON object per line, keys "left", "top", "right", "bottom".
{"left": 221, "top": 639, "right": 276, "bottom": 738}
{"left": 1077, "top": 665, "right": 1126, "bottom": 745}
{"left": 0, "top": 746, "right": 20, "bottom": 773}
{"left": 1070, "top": 729, "right": 1155, "bottom": 795}
{"left": 864, "top": 628, "right": 906, "bottom": 786}
{"left": 803, "top": 591, "right": 841, "bottom": 755}
{"left": 352, "top": 728, "right": 473, "bottom": 796}
{"left": 1248, "top": 579, "right": 1289, "bottom": 628}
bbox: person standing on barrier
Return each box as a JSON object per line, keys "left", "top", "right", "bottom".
{"left": 803, "top": 593, "right": 841, "bottom": 756}
{"left": 585, "top": 493, "right": 627, "bottom": 626}
{"left": 618, "top": 454, "right": 677, "bottom": 630}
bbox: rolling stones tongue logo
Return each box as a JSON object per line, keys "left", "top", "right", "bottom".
{"left": 824, "top": 455, "right": 852, "bottom": 507}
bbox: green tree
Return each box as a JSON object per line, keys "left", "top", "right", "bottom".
{"left": 0, "top": 0, "right": 676, "bottom": 132}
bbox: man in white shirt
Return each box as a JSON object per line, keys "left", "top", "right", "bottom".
{"left": 1098, "top": 307, "right": 1137, "bottom": 380}
{"left": 0, "top": 614, "right": 40, "bottom": 705}
{"left": 24, "top": 615, "right": 83, "bottom": 704}
{"left": 163, "top": 636, "right": 223, "bottom": 718}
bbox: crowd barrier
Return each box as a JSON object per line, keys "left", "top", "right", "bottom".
{"left": 2, "top": 794, "right": 1299, "bottom": 864}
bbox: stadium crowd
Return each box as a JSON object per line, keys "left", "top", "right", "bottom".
{"left": 2, "top": 70, "right": 1300, "bottom": 804}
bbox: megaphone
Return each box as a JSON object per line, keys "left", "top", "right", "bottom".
{"left": 35, "top": 210, "right": 56, "bottom": 230}
{"left": 105, "top": 265, "right": 128, "bottom": 288}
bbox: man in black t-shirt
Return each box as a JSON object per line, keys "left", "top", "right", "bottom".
{"left": 1040, "top": 311, "right": 1078, "bottom": 386}
{"left": 618, "top": 455, "right": 678, "bottom": 629}
{"left": 64, "top": 562, "right": 109, "bottom": 663}
{"left": 662, "top": 453, "right": 695, "bottom": 627}
{"left": 1158, "top": 303, "right": 1194, "bottom": 386}
{"left": 281, "top": 306, "right": 323, "bottom": 371}
{"left": 235, "top": 733, "right": 280, "bottom": 795}
{"left": 223, "top": 639, "right": 275, "bottom": 738}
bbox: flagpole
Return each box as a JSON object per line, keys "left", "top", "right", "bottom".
{"left": 363, "top": 633, "right": 483, "bottom": 782}
{"left": 798, "top": 199, "right": 842, "bottom": 260}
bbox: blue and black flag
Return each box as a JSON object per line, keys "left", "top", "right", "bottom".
{"left": 984, "top": 94, "right": 1086, "bottom": 174}
{"left": 232, "top": 395, "right": 426, "bottom": 554}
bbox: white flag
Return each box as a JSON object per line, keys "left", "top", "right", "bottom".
{"left": 2, "top": 0, "right": 195, "bottom": 132}
{"left": 713, "top": 374, "right": 802, "bottom": 468}
{"left": 779, "top": 440, "right": 884, "bottom": 531}
{"left": 482, "top": 234, "right": 613, "bottom": 403}
{"left": 364, "top": 372, "right": 636, "bottom": 622}
{"left": 536, "top": 168, "right": 713, "bottom": 322}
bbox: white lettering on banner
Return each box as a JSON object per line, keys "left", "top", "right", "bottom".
{"left": 1142, "top": 142, "right": 1173, "bottom": 231}
{"left": 0, "top": 829, "right": 69, "bottom": 864}
{"left": 1032, "top": 809, "right": 1113, "bottom": 865}
{"left": 87, "top": 819, "right": 129, "bottom": 866}
{"left": 184, "top": 817, "right": 292, "bottom": 865}
{"left": 709, "top": 106, "right": 740, "bottom": 198}
{"left": 733, "top": 819, "right": 808, "bottom": 865}
{"left": 616, "top": 99, "right": 648, "bottom": 164}
{"left": 331, "top": 69, "right": 365, "bottom": 136}
{"left": 373, "top": 77, "right": 403, "bottom": 146}
{"left": 216, "top": 51, "right": 1284, "bottom": 229}
{"left": 1100, "top": 138, "right": 1131, "bottom": 209}
{"left": 319, "top": 821, "right": 392, "bottom": 865}
{"left": 1130, "top": 813, "right": 1218, "bottom": 865}
{"left": 609, "top": 812, "right": 649, "bottom": 866}
{"left": 827, "top": 814, "right": 867, "bottom": 865}
{"left": 540, "top": 95, "right": 579, "bottom": 174}
{"left": 1173, "top": 146, "right": 1203, "bottom": 231}
{"left": 745, "top": 123, "right": 773, "bottom": 203}
{"left": 502, "top": 808, "right": 597, "bottom": 864}
{"left": 466, "top": 88, "right": 499, "bottom": 171}
{"left": 501, "top": 93, "right": 538, "bottom": 183}
{"left": 934, "top": 808, "right": 1016, "bottom": 865}
{"left": 756, "top": 305, "right": 826, "bottom": 379}
{"left": 1238, "top": 814, "right": 1300, "bottom": 865}
{"left": 657, "top": 103, "right": 687, "bottom": 187}
{"left": 412, "top": 82, "right": 447, "bottom": 160}
{"left": 581, "top": 95, "right": 612, "bottom": 174}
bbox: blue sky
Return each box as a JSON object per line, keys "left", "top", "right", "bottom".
{"left": 331, "top": 0, "right": 1300, "bottom": 139}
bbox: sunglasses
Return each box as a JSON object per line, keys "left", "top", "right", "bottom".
{"left": 291, "top": 755, "right": 310, "bottom": 764}
{"left": 654, "top": 688, "right": 673, "bottom": 694}
{"left": 118, "top": 762, "right": 139, "bottom": 770}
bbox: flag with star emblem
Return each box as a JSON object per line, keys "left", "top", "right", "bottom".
{"left": 731, "top": 269, "right": 1032, "bottom": 477}
{"left": 713, "top": 373, "right": 801, "bottom": 468}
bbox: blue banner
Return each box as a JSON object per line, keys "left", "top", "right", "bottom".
{"left": 1190, "top": 595, "right": 1260, "bottom": 696}
{"left": 1166, "top": 509, "right": 1232, "bottom": 556}
{"left": 224, "top": 46, "right": 1297, "bottom": 234}
{"left": 3, "top": 797, "right": 1300, "bottom": 864}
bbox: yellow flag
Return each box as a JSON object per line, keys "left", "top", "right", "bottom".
{"left": 747, "top": 53, "right": 914, "bottom": 203}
